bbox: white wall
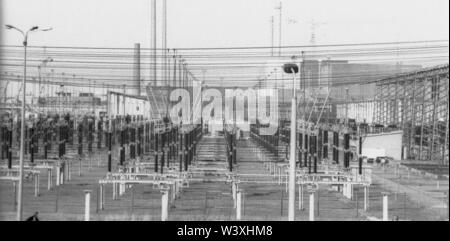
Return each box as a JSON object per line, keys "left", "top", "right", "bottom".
{"left": 362, "top": 130, "right": 403, "bottom": 160}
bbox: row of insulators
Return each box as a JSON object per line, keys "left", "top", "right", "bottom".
{"left": 0, "top": 115, "right": 109, "bottom": 164}
{"left": 251, "top": 126, "right": 363, "bottom": 174}
{"left": 0, "top": 126, "right": 13, "bottom": 168}
{"left": 153, "top": 124, "right": 203, "bottom": 174}
{"left": 250, "top": 125, "right": 280, "bottom": 157}
{"left": 104, "top": 116, "right": 203, "bottom": 174}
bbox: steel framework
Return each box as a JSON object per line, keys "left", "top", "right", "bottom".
{"left": 373, "top": 65, "right": 449, "bottom": 163}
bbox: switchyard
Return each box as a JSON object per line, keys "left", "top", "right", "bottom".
{"left": 1, "top": 1, "right": 449, "bottom": 222}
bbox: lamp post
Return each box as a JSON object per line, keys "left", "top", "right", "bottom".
{"left": 283, "top": 62, "right": 299, "bottom": 221}
{"left": 5, "top": 24, "right": 52, "bottom": 221}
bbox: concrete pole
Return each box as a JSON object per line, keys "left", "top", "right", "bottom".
{"left": 236, "top": 190, "right": 242, "bottom": 220}
{"left": 112, "top": 183, "right": 117, "bottom": 200}
{"left": 299, "top": 185, "right": 304, "bottom": 210}
{"left": 67, "top": 161, "right": 71, "bottom": 181}
{"left": 49, "top": 170, "right": 53, "bottom": 189}
{"left": 56, "top": 165, "right": 60, "bottom": 186}
{"left": 348, "top": 184, "right": 353, "bottom": 199}
{"left": 288, "top": 70, "right": 298, "bottom": 221}
{"left": 161, "top": 190, "right": 169, "bottom": 221}
{"left": 61, "top": 165, "right": 65, "bottom": 185}
{"left": 309, "top": 192, "right": 315, "bottom": 221}
{"left": 13, "top": 181, "right": 17, "bottom": 210}
{"left": 383, "top": 194, "right": 389, "bottom": 221}
{"left": 446, "top": 191, "right": 449, "bottom": 220}
{"left": 364, "top": 186, "right": 369, "bottom": 211}
{"left": 17, "top": 41, "right": 28, "bottom": 221}
{"left": 84, "top": 190, "right": 92, "bottom": 221}
{"left": 99, "top": 184, "right": 104, "bottom": 210}
{"left": 34, "top": 174, "right": 39, "bottom": 197}
{"left": 47, "top": 170, "right": 51, "bottom": 190}
{"left": 232, "top": 182, "right": 237, "bottom": 208}
{"left": 119, "top": 182, "right": 125, "bottom": 196}
{"left": 344, "top": 184, "right": 353, "bottom": 199}
{"left": 79, "top": 158, "right": 82, "bottom": 177}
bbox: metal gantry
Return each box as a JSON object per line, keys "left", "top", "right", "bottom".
{"left": 373, "top": 65, "right": 449, "bottom": 163}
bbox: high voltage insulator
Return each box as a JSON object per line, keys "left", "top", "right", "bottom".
{"left": 323, "top": 130, "right": 328, "bottom": 160}
{"left": 333, "top": 131, "right": 339, "bottom": 164}
{"left": 97, "top": 117, "right": 103, "bottom": 149}
{"left": 344, "top": 133, "right": 351, "bottom": 168}
{"left": 78, "top": 121, "right": 83, "bottom": 156}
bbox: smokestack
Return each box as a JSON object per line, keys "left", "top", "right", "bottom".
{"left": 132, "top": 43, "right": 141, "bottom": 96}
{"left": 151, "top": 0, "right": 157, "bottom": 87}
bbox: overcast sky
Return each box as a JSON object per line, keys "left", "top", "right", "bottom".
{"left": 1, "top": 0, "right": 449, "bottom": 48}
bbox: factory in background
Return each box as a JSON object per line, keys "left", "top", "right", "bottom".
{"left": 265, "top": 59, "right": 421, "bottom": 124}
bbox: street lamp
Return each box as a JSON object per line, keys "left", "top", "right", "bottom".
{"left": 283, "top": 62, "right": 299, "bottom": 221}
{"left": 5, "top": 24, "right": 53, "bottom": 221}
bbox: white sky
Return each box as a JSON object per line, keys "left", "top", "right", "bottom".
{"left": 1, "top": 0, "right": 449, "bottom": 48}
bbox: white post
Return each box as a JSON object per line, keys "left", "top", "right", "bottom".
{"left": 60, "top": 164, "right": 64, "bottom": 185}
{"left": 13, "top": 181, "right": 17, "bottom": 209}
{"left": 47, "top": 170, "right": 52, "bottom": 190}
{"left": 119, "top": 183, "right": 125, "bottom": 196}
{"left": 34, "top": 174, "right": 39, "bottom": 197}
{"left": 56, "top": 166, "right": 60, "bottom": 186}
{"left": 66, "top": 162, "right": 69, "bottom": 182}
{"left": 288, "top": 93, "right": 297, "bottom": 221}
{"left": 99, "top": 185, "right": 104, "bottom": 210}
{"left": 232, "top": 182, "right": 237, "bottom": 208}
{"left": 84, "top": 190, "right": 91, "bottom": 221}
{"left": 49, "top": 170, "right": 53, "bottom": 189}
{"left": 112, "top": 183, "right": 117, "bottom": 200}
{"left": 61, "top": 169, "right": 64, "bottom": 185}
{"left": 299, "top": 185, "right": 304, "bottom": 210}
{"left": 383, "top": 194, "right": 388, "bottom": 221}
{"left": 309, "top": 192, "right": 315, "bottom": 221}
{"left": 236, "top": 190, "right": 242, "bottom": 220}
{"left": 349, "top": 184, "right": 353, "bottom": 199}
{"left": 344, "top": 184, "right": 353, "bottom": 199}
{"left": 364, "top": 186, "right": 369, "bottom": 211}
{"left": 161, "top": 190, "right": 169, "bottom": 221}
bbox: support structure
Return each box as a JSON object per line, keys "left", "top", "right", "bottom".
{"left": 84, "top": 190, "right": 92, "bottom": 221}
{"left": 374, "top": 65, "right": 449, "bottom": 163}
